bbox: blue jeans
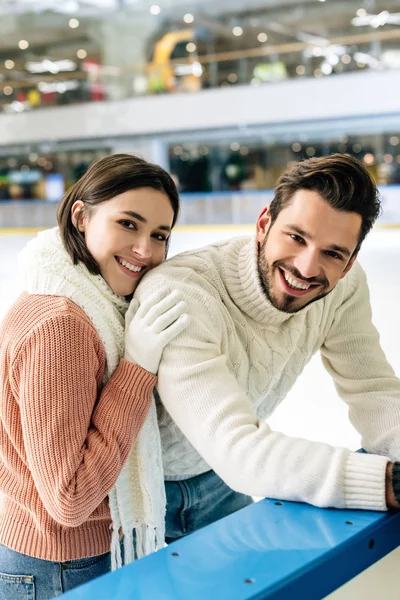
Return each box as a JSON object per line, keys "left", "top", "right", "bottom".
{"left": 165, "top": 470, "right": 253, "bottom": 544}
{"left": 0, "top": 544, "right": 111, "bottom": 600}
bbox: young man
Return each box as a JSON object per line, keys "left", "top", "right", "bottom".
{"left": 132, "top": 153, "right": 400, "bottom": 542}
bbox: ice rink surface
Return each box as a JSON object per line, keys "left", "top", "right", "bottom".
{"left": 1, "top": 227, "right": 399, "bottom": 452}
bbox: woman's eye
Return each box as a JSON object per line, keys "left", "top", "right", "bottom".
{"left": 153, "top": 233, "right": 168, "bottom": 242}
{"left": 119, "top": 220, "right": 136, "bottom": 230}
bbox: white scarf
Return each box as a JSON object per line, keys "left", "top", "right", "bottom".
{"left": 18, "top": 227, "right": 166, "bottom": 570}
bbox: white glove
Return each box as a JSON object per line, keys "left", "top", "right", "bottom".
{"left": 124, "top": 290, "right": 190, "bottom": 375}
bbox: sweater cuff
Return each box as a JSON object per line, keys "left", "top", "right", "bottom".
{"left": 112, "top": 358, "right": 157, "bottom": 399}
{"left": 343, "top": 452, "right": 390, "bottom": 511}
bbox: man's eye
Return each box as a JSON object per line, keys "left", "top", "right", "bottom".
{"left": 325, "top": 250, "right": 342, "bottom": 260}
{"left": 290, "top": 234, "right": 304, "bottom": 244}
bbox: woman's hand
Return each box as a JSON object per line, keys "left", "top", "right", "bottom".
{"left": 125, "top": 290, "right": 189, "bottom": 374}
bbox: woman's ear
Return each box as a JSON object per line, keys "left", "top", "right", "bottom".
{"left": 71, "top": 200, "right": 86, "bottom": 232}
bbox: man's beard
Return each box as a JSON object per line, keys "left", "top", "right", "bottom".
{"left": 257, "top": 236, "right": 331, "bottom": 313}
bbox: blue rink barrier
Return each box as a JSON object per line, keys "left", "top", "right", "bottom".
{"left": 60, "top": 498, "right": 400, "bottom": 600}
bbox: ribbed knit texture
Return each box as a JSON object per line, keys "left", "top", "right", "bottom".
{"left": 135, "top": 235, "right": 400, "bottom": 511}
{"left": 0, "top": 293, "right": 156, "bottom": 561}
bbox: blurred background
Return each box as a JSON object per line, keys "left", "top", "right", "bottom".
{"left": 0, "top": 0, "right": 399, "bottom": 449}
{"left": 0, "top": 0, "right": 400, "bottom": 226}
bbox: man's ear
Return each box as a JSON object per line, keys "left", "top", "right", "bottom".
{"left": 256, "top": 205, "right": 272, "bottom": 244}
{"left": 71, "top": 200, "right": 86, "bottom": 232}
{"left": 340, "top": 253, "right": 358, "bottom": 279}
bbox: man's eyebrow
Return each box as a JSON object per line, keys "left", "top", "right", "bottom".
{"left": 119, "top": 211, "right": 171, "bottom": 232}
{"left": 286, "top": 224, "right": 352, "bottom": 257}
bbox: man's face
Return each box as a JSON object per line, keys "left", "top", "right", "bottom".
{"left": 256, "top": 189, "right": 362, "bottom": 313}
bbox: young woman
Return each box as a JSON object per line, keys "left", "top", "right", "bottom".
{"left": 0, "top": 154, "right": 188, "bottom": 599}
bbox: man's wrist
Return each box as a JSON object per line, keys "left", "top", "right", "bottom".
{"left": 386, "top": 462, "right": 400, "bottom": 509}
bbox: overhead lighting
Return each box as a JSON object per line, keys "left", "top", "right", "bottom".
{"left": 3, "top": 86, "right": 13, "bottom": 95}
{"left": 239, "top": 146, "right": 249, "bottom": 156}
{"left": 232, "top": 26, "right": 243, "bottom": 36}
{"left": 150, "top": 5, "right": 161, "bottom": 15}
{"left": 363, "top": 153, "right": 375, "bottom": 165}
{"left": 183, "top": 13, "right": 194, "bottom": 23}
{"left": 228, "top": 72, "right": 238, "bottom": 83}
{"left": 5, "top": 60, "right": 14, "bottom": 69}
{"left": 26, "top": 59, "right": 76, "bottom": 74}
{"left": 69, "top": 18, "right": 79, "bottom": 28}
{"left": 306, "top": 147, "right": 316, "bottom": 156}
{"left": 356, "top": 8, "right": 367, "bottom": 17}
{"left": 313, "top": 68, "right": 323, "bottom": 78}
{"left": 230, "top": 142, "right": 240, "bottom": 151}
{"left": 186, "top": 42, "right": 196, "bottom": 53}
{"left": 390, "top": 136, "right": 399, "bottom": 146}
{"left": 384, "top": 154, "right": 393, "bottom": 163}
{"left": 192, "top": 62, "right": 202, "bottom": 77}
{"left": 257, "top": 32, "right": 268, "bottom": 43}
{"left": 296, "top": 65, "right": 306, "bottom": 75}
{"left": 321, "top": 62, "right": 332, "bottom": 75}
{"left": 77, "top": 49, "right": 87, "bottom": 59}
{"left": 292, "top": 143, "right": 302, "bottom": 152}
{"left": 18, "top": 40, "right": 29, "bottom": 50}
{"left": 341, "top": 54, "right": 352, "bottom": 64}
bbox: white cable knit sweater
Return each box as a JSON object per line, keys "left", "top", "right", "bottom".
{"left": 135, "top": 236, "right": 400, "bottom": 511}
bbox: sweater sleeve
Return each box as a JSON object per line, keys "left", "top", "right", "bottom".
{"left": 137, "top": 274, "right": 390, "bottom": 512}
{"left": 320, "top": 262, "right": 400, "bottom": 460}
{"left": 12, "top": 313, "right": 156, "bottom": 528}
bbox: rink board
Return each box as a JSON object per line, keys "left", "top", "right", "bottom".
{"left": 60, "top": 498, "right": 400, "bottom": 600}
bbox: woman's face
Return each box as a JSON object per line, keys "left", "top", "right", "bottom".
{"left": 72, "top": 187, "right": 174, "bottom": 296}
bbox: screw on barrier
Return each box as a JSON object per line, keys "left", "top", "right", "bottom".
{"left": 275, "top": 501, "right": 283, "bottom": 506}
{"left": 369, "top": 539, "right": 375, "bottom": 549}
{"left": 345, "top": 521, "right": 353, "bottom": 525}
{"left": 171, "top": 552, "right": 179, "bottom": 557}
{"left": 244, "top": 578, "right": 255, "bottom": 584}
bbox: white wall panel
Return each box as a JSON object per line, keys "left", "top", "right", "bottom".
{"left": 0, "top": 70, "right": 399, "bottom": 146}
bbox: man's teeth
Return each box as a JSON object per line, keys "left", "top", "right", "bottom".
{"left": 283, "top": 272, "right": 310, "bottom": 290}
{"left": 118, "top": 258, "right": 143, "bottom": 273}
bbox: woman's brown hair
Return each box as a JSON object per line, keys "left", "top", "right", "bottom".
{"left": 57, "top": 153, "right": 180, "bottom": 274}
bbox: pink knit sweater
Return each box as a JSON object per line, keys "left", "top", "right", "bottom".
{"left": 0, "top": 292, "right": 156, "bottom": 561}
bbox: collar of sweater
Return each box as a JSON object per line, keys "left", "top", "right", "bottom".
{"left": 223, "top": 236, "right": 312, "bottom": 326}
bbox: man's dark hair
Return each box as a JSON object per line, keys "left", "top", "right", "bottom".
{"left": 57, "top": 153, "right": 180, "bottom": 274}
{"left": 269, "top": 153, "right": 381, "bottom": 252}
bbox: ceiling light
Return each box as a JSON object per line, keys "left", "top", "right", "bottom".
{"left": 232, "top": 27, "right": 243, "bottom": 36}
{"left": 18, "top": 40, "right": 29, "bottom": 50}
{"left": 341, "top": 54, "right": 351, "bottom": 64}
{"left": 296, "top": 65, "right": 306, "bottom": 75}
{"left": 230, "top": 142, "right": 240, "bottom": 151}
{"left": 384, "top": 154, "right": 393, "bottom": 163}
{"left": 69, "top": 18, "right": 79, "bottom": 28}
{"left": 356, "top": 8, "right": 367, "bottom": 17}
{"left": 321, "top": 62, "right": 332, "bottom": 75}
{"left": 150, "top": 5, "right": 161, "bottom": 15}
{"left": 192, "top": 62, "right": 202, "bottom": 77}
{"left": 306, "top": 147, "right": 316, "bottom": 156}
{"left": 228, "top": 73, "right": 238, "bottom": 83}
{"left": 77, "top": 49, "right": 87, "bottom": 59}
{"left": 257, "top": 32, "right": 268, "bottom": 43}
{"left": 3, "top": 86, "right": 13, "bottom": 95}
{"left": 183, "top": 13, "right": 194, "bottom": 23}
{"left": 313, "top": 68, "right": 323, "bottom": 77}
{"left": 389, "top": 136, "right": 399, "bottom": 146}
{"left": 363, "top": 153, "right": 374, "bottom": 165}
{"left": 292, "top": 143, "right": 302, "bottom": 152}
{"left": 186, "top": 42, "right": 196, "bottom": 53}
{"left": 5, "top": 60, "right": 14, "bottom": 69}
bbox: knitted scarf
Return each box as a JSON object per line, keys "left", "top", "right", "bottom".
{"left": 18, "top": 227, "right": 166, "bottom": 570}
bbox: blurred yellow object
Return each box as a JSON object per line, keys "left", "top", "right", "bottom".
{"left": 28, "top": 89, "right": 41, "bottom": 106}
{"left": 148, "top": 29, "right": 200, "bottom": 93}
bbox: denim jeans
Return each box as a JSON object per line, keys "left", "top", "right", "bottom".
{"left": 0, "top": 544, "right": 111, "bottom": 600}
{"left": 165, "top": 470, "right": 253, "bottom": 544}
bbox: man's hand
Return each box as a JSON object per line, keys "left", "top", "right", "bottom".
{"left": 386, "top": 462, "right": 400, "bottom": 509}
